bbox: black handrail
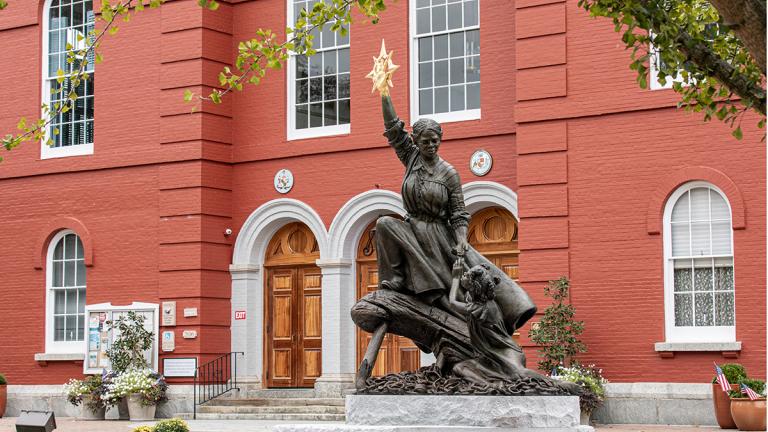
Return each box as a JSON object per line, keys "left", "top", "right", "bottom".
{"left": 193, "top": 352, "right": 244, "bottom": 419}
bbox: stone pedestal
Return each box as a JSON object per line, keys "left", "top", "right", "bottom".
{"left": 273, "top": 395, "right": 594, "bottom": 432}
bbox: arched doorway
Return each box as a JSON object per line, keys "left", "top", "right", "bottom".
{"left": 264, "top": 222, "right": 322, "bottom": 388}
{"left": 355, "top": 218, "right": 420, "bottom": 376}
{"left": 468, "top": 207, "right": 519, "bottom": 281}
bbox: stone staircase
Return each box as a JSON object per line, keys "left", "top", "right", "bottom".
{"left": 178, "top": 389, "right": 346, "bottom": 421}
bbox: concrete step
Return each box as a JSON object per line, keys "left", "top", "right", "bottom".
{"left": 197, "top": 405, "right": 345, "bottom": 414}
{"left": 235, "top": 388, "right": 317, "bottom": 399}
{"left": 177, "top": 412, "right": 346, "bottom": 421}
{"left": 206, "top": 398, "right": 345, "bottom": 407}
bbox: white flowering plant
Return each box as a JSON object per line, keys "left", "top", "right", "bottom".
{"left": 552, "top": 364, "right": 608, "bottom": 415}
{"left": 64, "top": 375, "right": 107, "bottom": 411}
{"left": 105, "top": 368, "right": 167, "bottom": 407}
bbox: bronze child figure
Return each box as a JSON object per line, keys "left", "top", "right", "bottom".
{"left": 448, "top": 258, "right": 533, "bottom": 385}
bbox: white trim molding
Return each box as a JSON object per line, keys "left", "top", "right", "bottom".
{"left": 45, "top": 230, "right": 87, "bottom": 355}
{"left": 462, "top": 181, "right": 518, "bottom": 217}
{"left": 230, "top": 198, "right": 329, "bottom": 387}
{"left": 654, "top": 341, "right": 742, "bottom": 352}
{"left": 328, "top": 189, "right": 406, "bottom": 261}
{"left": 662, "top": 181, "right": 735, "bottom": 344}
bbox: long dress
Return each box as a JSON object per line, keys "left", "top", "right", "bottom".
{"left": 376, "top": 117, "right": 537, "bottom": 333}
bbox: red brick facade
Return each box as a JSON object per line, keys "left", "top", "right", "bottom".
{"left": 0, "top": 0, "right": 763, "bottom": 388}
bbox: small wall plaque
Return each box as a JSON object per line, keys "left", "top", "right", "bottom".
{"left": 162, "top": 301, "right": 176, "bottom": 326}
{"left": 162, "top": 331, "right": 175, "bottom": 352}
{"left": 182, "top": 330, "right": 197, "bottom": 339}
{"left": 470, "top": 149, "right": 493, "bottom": 176}
{"left": 274, "top": 169, "right": 294, "bottom": 194}
{"left": 183, "top": 308, "right": 198, "bottom": 318}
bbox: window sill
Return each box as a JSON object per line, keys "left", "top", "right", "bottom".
{"left": 40, "top": 143, "right": 94, "bottom": 159}
{"left": 654, "top": 341, "right": 741, "bottom": 358}
{"left": 34, "top": 353, "right": 85, "bottom": 365}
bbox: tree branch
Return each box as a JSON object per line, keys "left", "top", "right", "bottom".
{"left": 707, "top": 0, "right": 766, "bottom": 75}
{"left": 675, "top": 29, "right": 766, "bottom": 115}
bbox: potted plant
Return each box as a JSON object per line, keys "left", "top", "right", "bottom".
{"left": 63, "top": 375, "right": 107, "bottom": 420}
{"left": 0, "top": 373, "right": 7, "bottom": 418}
{"left": 107, "top": 368, "right": 167, "bottom": 421}
{"left": 105, "top": 311, "right": 155, "bottom": 420}
{"left": 553, "top": 364, "right": 608, "bottom": 425}
{"left": 728, "top": 378, "right": 766, "bottom": 431}
{"left": 712, "top": 363, "right": 747, "bottom": 429}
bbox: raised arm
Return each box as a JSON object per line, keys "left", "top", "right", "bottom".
{"left": 382, "top": 96, "right": 417, "bottom": 165}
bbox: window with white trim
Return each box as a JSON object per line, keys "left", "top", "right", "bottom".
{"left": 663, "top": 182, "right": 735, "bottom": 343}
{"left": 46, "top": 231, "right": 87, "bottom": 353}
{"left": 42, "top": 0, "right": 95, "bottom": 159}
{"left": 410, "top": 0, "right": 480, "bottom": 124}
{"left": 287, "top": 0, "right": 350, "bottom": 140}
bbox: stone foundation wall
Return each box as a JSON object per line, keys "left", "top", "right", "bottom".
{"left": 593, "top": 383, "right": 715, "bottom": 426}
{"left": 5, "top": 384, "right": 193, "bottom": 419}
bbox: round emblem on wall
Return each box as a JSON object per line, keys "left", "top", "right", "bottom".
{"left": 274, "top": 169, "right": 294, "bottom": 194}
{"left": 470, "top": 149, "right": 493, "bottom": 176}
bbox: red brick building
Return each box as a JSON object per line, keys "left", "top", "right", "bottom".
{"left": 0, "top": 0, "right": 764, "bottom": 423}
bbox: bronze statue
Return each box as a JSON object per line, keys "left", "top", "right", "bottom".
{"left": 353, "top": 41, "right": 577, "bottom": 396}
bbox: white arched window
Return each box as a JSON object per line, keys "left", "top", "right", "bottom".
{"left": 663, "top": 182, "right": 735, "bottom": 343}
{"left": 46, "top": 231, "right": 87, "bottom": 353}
{"left": 42, "top": 0, "right": 95, "bottom": 159}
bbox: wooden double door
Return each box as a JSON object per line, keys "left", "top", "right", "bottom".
{"left": 355, "top": 207, "right": 520, "bottom": 375}
{"left": 265, "top": 223, "right": 322, "bottom": 388}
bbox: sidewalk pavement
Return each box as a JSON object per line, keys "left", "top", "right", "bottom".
{"left": 0, "top": 418, "right": 732, "bottom": 432}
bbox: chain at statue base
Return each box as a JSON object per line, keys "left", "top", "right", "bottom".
{"left": 358, "top": 364, "right": 575, "bottom": 396}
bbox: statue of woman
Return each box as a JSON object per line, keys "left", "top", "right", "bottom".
{"left": 370, "top": 44, "right": 536, "bottom": 334}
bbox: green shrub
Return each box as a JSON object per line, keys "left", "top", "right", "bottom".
{"left": 741, "top": 378, "right": 766, "bottom": 395}
{"left": 0, "top": 374, "right": 7, "bottom": 385}
{"left": 153, "top": 418, "right": 190, "bottom": 432}
{"left": 131, "top": 426, "right": 153, "bottom": 432}
{"left": 712, "top": 363, "right": 746, "bottom": 385}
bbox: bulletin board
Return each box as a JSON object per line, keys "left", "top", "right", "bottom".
{"left": 83, "top": 302, "right": 159, "bottom": 375}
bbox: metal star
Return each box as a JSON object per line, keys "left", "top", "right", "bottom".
{"left": 365, "top": 39, "right": 400, "bottom": 95}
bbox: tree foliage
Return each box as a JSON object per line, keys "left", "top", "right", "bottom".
{"left": 528, "top": 277, "right": 587, "bottom": 372}
{"left": 0, "top": 0, "right": 763, "bottom": 159}
{"left": 578, "top": 0, "right": 766, "bottom": 139}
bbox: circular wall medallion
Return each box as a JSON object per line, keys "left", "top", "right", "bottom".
{"left": 470, "top": 149, "right": 493, "bottom": 176}
{"left": 274, "top": 169, "right": 294, "bottom": 194}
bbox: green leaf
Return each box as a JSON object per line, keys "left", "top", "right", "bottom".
{"left": 183, "top": 89, "right": 194, "bottom": 102}
{"left": 731, "top": 126, "right": 742, "bottom": 140}
{"left": 56, "top": 69, "right": 66, "bottom": 84}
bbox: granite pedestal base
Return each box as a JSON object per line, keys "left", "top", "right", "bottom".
{"left": 273, "top": 395, "right": 594, "bottom": 432}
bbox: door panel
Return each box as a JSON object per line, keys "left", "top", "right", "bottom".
{"left": 299, "top": 267, "right": 322, "bottom": 387}
{"left": 267, "top": 268, "right": 297, "bottom": 387}
{"left": 264, "top": 223, "right": 323, "bottom": 388}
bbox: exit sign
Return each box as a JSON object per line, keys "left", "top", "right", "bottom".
{"left": 235, "top": 310, "right": 246, "bottom": 320}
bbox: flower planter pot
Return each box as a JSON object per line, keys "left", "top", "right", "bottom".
{"left": 713, "top": 383, "right": 740, "bottom": 429}
{"left": 79, "top": 405, "right": 106, "bottom": 420}
{"left": 117, "top": 398, "right": 130, "bottom": 420}
{"left": 730, "top": 398, "right": 766, "bottom": 431}
{"left": 127, "top": 393, "right": 156, "bottom": 421}
{"left": 580, "top": 411, "right": 591, "bottom": 426}
{"left": 0, "top": 384, "right": 6, "bottom": 418}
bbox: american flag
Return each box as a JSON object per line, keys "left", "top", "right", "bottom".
{"left": 714, "top": 363, "right": 731, "bottom": 392}
{"left": 741, "top": 384, "right": 760, "bottom": 401}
